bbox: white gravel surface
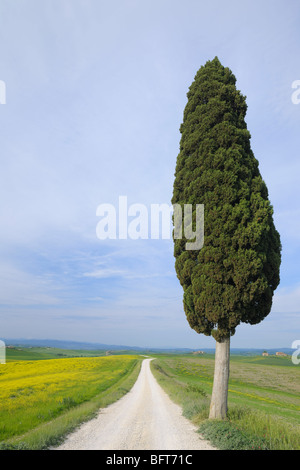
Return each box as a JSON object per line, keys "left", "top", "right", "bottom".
{"left": 55, "top": 358, "right": 216, "bottom": 450}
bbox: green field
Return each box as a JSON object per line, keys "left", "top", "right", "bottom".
{"left": 0, "top": 351, "right": 142, "bottom": 450}
{"left": 4, "top": 346, "right": 137, "bottom": 361}
{"left": 5, "top": 347, "right": 105, "bottom": 361}
{"left": 151, "top": 353, "right": 300, "bottom": 450}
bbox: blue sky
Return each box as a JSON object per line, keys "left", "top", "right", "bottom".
{"left": 0, "top": 0, "right": 299, "bottom": 349}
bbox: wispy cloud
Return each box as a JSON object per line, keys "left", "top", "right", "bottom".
{"left": 83, "top": 268, "right": 127, "bottom": 279}
{"left": 272, "top": 285, "right": 300, "bottom": 313}
{"left": 0, "top": 263, "right": 61, "bottom": 306}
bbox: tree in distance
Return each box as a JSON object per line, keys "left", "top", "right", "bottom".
{"left": 172, "top": 57, "right": 282, "bottom": 419}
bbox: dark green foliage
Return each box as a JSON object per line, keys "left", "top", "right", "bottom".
{"left": 172, "top": 57, "right": 281, "bottom": 342}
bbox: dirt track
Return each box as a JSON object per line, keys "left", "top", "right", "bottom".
{"left": 55, "top": 358, "right": 215, "bottom": 450}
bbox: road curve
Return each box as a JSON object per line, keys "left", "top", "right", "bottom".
{"left": 55, "top": 358, "right": 215, "bottom": 450}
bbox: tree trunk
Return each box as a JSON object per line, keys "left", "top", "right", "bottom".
{"left": 209, "top": 336, "right": 230, "bottom": 419}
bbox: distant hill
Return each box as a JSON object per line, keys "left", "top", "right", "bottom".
{"left": 1, "top": 338, "right": 294, "bottom": 356}
{"left": 2, "top": 338, "right": 194, "bottom": 353}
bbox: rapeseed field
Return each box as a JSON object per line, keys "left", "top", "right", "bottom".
{"left": 0, "top": 355, "right": 138, "bottom": 441}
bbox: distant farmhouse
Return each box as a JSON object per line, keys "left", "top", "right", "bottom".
{"left": 262, "top": 351, "right": 288, "bottom": 357}
{"left": 192, "top": 350, "right": 205, "bottom": 355}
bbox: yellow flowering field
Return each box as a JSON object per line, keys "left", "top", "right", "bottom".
{"left": 0, "top": 355, "right": 138, "bottom": 441}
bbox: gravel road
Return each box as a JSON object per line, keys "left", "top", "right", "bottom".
{"left": 55, "top": 358, "right": 215, "bottom": 450}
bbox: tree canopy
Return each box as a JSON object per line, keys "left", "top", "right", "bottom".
{"left": 172, "top": 57, "right": 281, "bottom": 342}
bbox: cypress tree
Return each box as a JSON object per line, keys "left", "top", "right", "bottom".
{"left": 172, "top": 57, "right": 281, "bottom": 419}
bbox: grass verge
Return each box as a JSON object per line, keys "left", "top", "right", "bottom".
{"left": 150, "top": 357, "right": 300, "bottom": 450}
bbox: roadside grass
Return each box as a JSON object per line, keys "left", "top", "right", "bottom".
{"left": 0, "top": 355, "right": 142, "bottom": 450}
{"left": 150, "top": 355, "right": 300, "bottom": 450}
